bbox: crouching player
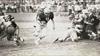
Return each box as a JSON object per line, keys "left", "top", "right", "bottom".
{"left": 0, "top": 15, "right": 19, "bottom": 40}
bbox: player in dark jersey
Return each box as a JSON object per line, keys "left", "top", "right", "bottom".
{"left": 34, "top": 8, "right": 55, "bottom": 45}
{"left": 35, "top": 7, "right": 55, "bottom": 29}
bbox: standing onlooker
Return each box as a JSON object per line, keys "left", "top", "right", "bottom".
{"left": 12, "top": 4, "right": 17, "bottom": 13}
{"left": 73, "top": 2, "right": 82, "bottom": 14}
{"left": 68, "top": 3, "right": 74, "bottom": 15}
{"left": 57, "top": 3, "right": 62, "bottom": 12}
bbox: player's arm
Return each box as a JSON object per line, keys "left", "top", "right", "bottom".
{"left": 77, "top": 17, "right": 83, "bottom": 22}
{"left": 50, "top": 12, "right": 55, "bottom": 30}
{"left": 35, "top": 13, "right": 39, "bottom": 22}
{"left": 35, "top": 12, "right": 41, "bottom": 26}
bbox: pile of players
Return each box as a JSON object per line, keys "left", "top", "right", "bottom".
{"left": 67, "top": 5, "right": 100, "bottom": 42}
{"left": 53, "top": 1, "right": 100, "bottom": 42}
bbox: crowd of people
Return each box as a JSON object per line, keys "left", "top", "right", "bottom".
{"left": 0, "top": 0, "right": 99, "bottom": 13}
{"left": 0, "top": 2, "right": 36, "bottom": 13}
{"left": 0, "top": 1, "right": 84, "bottom": 13}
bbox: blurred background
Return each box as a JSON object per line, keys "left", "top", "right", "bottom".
{"left": 0, "top": 0, "right": 99, "bottom": 13}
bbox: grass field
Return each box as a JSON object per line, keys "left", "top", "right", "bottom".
{"left": 0, "top": 13, "right": 100, "bottom": 56}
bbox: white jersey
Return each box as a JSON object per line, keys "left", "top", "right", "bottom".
{"left": 44, "top": 7, "right": 51, "bottom": 13}
{"left": 74, "top": 5, "right": 82, "bottom": 11}
{"left": 0, "top": 16, "right": 5, "bottom": 24}
{"left": 57, "top": 5, "right": 62, "bottom": 12}
{"left": 4, "top": 21, "right": 11, "bottom": 27}
{"left": 68, "top": 5, "right": 73, "bottom": 10}
{"left": 79, "top": 0, "right": 83, "bottom": 2}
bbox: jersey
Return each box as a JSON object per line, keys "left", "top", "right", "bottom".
{"left": 37, "top": 12, "right": 47, "bottom": 23}
{"left": 3, "top": 21, "right": 11, "bottom": 27}
{"left": 37, "top": 11, "right": 54, "bottom": 24}
{"left": 74, "top": 13, "right": 84, "bottom": 25}
{"left": 0, "top": 16, "right": 5, "bottom": 24}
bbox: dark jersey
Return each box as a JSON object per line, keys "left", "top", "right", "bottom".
{"left": 11, "top": 21, "right": 17, "bottom": 28}
{"left": 89, "top": 14, "right": 99, "bottom": 25}
{"left": 37, "top": 12, "right": 54, "bottom": 23}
